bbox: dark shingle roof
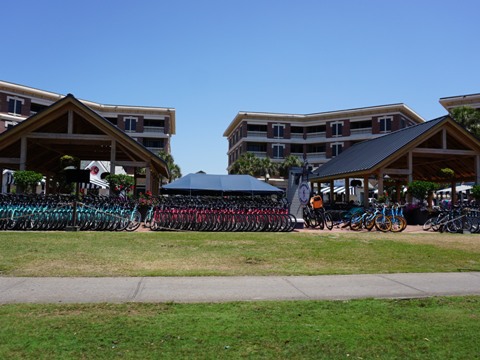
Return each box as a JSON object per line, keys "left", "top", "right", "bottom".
{"left": 311, "top": 116, "right": 449, "bottom": 180}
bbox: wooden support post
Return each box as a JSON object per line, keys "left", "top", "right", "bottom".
{"left": 451, "top": 181, "right": 457, "bottom": 205}
{"left": 408, "top": 151, "right": 413, "bottom": 183}
{"left": 145, "top": 166, "right": 151, "bottom": 193}
{"left": 67, "top": 110, "right": 74, "bottom": 134}
{"left": 476, "top": 155, "right": 480, "bottom": 185}
{"left": 363, "top": 176, "right": 369, "bottom": 207}
{"left": 377, "top": 173, "right": 384, "bottom": 200}
{"left": 110, "top": 140, "right": 116, "bottom": 175}
{"left": 330, "top": 180, "right": 335, "bottom": 205}
{"left": 345, "top": 177, "right": 350, "bottom": 204}
{"left": 396, "top": 181, "right": 402, "bottom": 203}
{"left": 20, "top": 137, "right": 27, "bottom": 170}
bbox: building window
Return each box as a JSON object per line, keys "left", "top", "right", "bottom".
{"left": 247, "top": 143, "right": 266, "bottom": 152}
{"left": 124, "top": 117, "right": 137, "bottom": 132}
{"left": 7, "top": 97, "right": 24, "bottom": 116}
{"left": 379, "top": 116, "right": 392, "bottom": 133}
{"left": 144, "top": 139, "right": 164, "bottom": 149}
{"left": 331, "top": 142, "right": 343, "bottom": 157}
{"left": 272, "top": 144, "right": 285, "bottom": 159}
{"left": 331, "top": 122, "right": 343, "bottom": 137}
{"left": 273, "top": 124, "right": 285, "bottom": 138}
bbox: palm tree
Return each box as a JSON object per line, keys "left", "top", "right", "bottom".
{"left": 158, "top": 150, "right": 182, "bottom": 183}
{"left": 230, "top": 152, "right": 262, "bottom": 176}
{"left": 279, "top": 155, "right": 303, "bottom": 178}
{"left": 258, "top": 157, "right": 279, "bottom": 180}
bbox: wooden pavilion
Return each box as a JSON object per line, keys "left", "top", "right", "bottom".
{"left": 0, "top": 94, "right": 169, "bottom": 194}
{"left": 309, "top": 116, "right": 480, "bottom": 206}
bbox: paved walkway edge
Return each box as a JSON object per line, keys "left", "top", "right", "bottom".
{"left": 1, "top": 273, "right": 479, "bottom": 304}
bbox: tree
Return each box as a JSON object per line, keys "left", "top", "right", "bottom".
{"left": 471, "top": 184, "right": 480, "bottom": 201}
{"left": 279, "top": 155, "right": 303, "bottom": 178}
{"left": 258, "top": 157, "right": 279, "bottom": 179}
{"left": 158, "top": 150, "right": 182, "bottom": 183}
{"left": 231, "top": 153, "right": 303, "bottom": 179}
{"left": 450, "top": 106, "right": 480, "bottom": 137}
{"left": 230, "top": 153, "right": 262, "bottom": 176}
{"left": 13, "top": 170, "right": 43, "bottom": 194}
{"left": 407, "top": 180, "right": 438, "bottom": 206}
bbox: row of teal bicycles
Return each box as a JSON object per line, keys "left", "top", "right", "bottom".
{"left": 0, "top": 194, "right": 141, "bottom": 231}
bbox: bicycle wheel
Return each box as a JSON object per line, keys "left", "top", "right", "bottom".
{"left": 446, "top": 218, "right": 462, "bottom": 233}
{"left": 126, "top": 211, "right": 142, "bottom": 232}
{"left": 302, "top": 208, "right": 312, "bottom": 228}
{"left": 432, "top": 214, "right": 448, "bottom": 232}
{"left": 364, "top": 215, "right": 376, "bottom": 231}
{"left": 324, "top": 212, "right": 334, "bottom": 230}
{"left": 422, "top": 217, "right": 435, "bottom": 231}
{"left": 350, "top": 215, "right": 363, "bottom": 231}
{"left": 447, "top": 217, "right": 473, "bottom": 233}
{"left": 390, "top": 216, "right": 406, "bottom": 233}
{"left": 463, "top": 217, "right": 473, "bottom": 232}
{"left": 469, "top": 217, "right": 480, "bottom": 233}
{"left": 317, "top": 213, "right": 325, "bottom": 230}
{"left": 374, "top": 214, "right": 392, "bottom": 232}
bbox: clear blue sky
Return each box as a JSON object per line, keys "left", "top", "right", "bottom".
{"left": 3, "top": 0, "right": 480, "bottom": 175}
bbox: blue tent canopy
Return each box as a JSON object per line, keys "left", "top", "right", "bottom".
{"left": 161, "top": 173, "right": 283, "bottom": 195}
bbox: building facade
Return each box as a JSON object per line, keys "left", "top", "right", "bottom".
{"left": 439, "top": 93, "right": 480, "bottom": 112}
{"left": 224, "top": 104, "right": 425, "bottom": 172}
{"left": 0, "top": 80, "right": 175, "bottom": 155}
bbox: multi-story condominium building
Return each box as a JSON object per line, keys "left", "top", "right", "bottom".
{"left": 0, "top": 80, "right": 175, "bottom": 155}
{"left": 439, "top": 93, "right": 480, "bottom": 112}
{"left": 224, "top": 104, "right": 425, "bottom": 172}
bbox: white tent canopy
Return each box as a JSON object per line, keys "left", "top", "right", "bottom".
{"left": 436, "top": 185, "right": 472, "bottom": 194}
{"left": 79, "top": 178, "right": 109, "bottom": 189}
{"left": 320, "top": 186, "right": 355, "bottom": 195}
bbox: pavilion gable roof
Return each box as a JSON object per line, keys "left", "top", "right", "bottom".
{"left": 310, "top": 115, "right": 480, "bottom": 183}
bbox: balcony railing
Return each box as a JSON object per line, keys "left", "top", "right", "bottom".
{"left": 350, "top": 128, "right": 372, "bottom": 135}
{"left": 248, "top": 151, "right": 267, "bottom": 158}
{"left": 143, "top": 126, "right": 165, "bottom": 134}
{"left": 145, "top": 147, "right": 164, "bottom": 154}
{"left": 247, "top": 131, "right": 267, "bottom": 138}
{"left": 305, "top": 132, "right": 326, "bottom": 139}
{"left": 290, "top": 133, "right": 304, "bottom": 139}
{"left": 306, "top": 152, "right": 327, "bottom": 161}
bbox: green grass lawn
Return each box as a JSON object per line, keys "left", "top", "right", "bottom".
{"left": 1, "top": 230, "right": 480, "bottom": 359}
{"left": 0, "top": 231, "right": 479, "bottom": 276}
{"left": 1, "top": 297, "right": 479, "bottom": 359}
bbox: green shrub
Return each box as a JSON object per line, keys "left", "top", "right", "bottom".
{"left": 13, "top": 170, "right": 43, "bottom": 193}
{"left": 407, "top": 180, "right": 437, "bottom": 203}
{"left": 471, "top": 184, "right": 480, "bottom": 200}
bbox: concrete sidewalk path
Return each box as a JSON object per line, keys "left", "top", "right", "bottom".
{"left": 1, "top": 272, "right": 480, "bottom": 304}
